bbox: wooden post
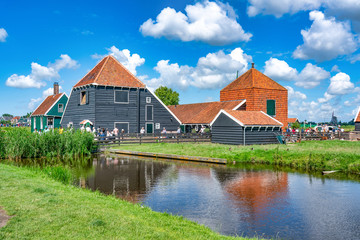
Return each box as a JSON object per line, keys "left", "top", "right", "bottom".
{"left": 140, "top": 135, "right": 142, "bottom": 145}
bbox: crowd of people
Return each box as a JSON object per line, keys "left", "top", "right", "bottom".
{"left": 286, "top": 124, "right": 345, "bottom": 134}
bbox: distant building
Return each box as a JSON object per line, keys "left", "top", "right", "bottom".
{"left": 31, "top": 82, "right": 68, "bottom": 132}
{"left": 61, "top": 55, "right": 180, "bottom": 133}
{"left": 288, "top": 118, "right": 299, "bottom": 126}
{"left": 355, "top": 108, "right": 360, "bottom": 131}
{"left": 11, "top": 116, "right": 20, "bottom": 125}
{"left": 330, "top": 112, "right": 338, "bottom": 125}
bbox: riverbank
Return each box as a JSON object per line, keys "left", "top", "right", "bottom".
{"left": 111, "top": 141, "right": 360, "bottom": 174}
{"left": 0, "top": 163, "right": 252, "bottom": 239}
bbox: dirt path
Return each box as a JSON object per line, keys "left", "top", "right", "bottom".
{"left": 0, "top": 207, "right": 10, "bottom": 228}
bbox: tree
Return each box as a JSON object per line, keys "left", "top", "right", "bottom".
{"left": 154, "top": 86, "right": 179, "bottom": 106}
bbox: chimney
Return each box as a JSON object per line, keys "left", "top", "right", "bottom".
{"left": 252, "top": 63, "right": 255, "bottom": 69}
{"left": 54, "top": 82, "right": 59, "bottom": 95}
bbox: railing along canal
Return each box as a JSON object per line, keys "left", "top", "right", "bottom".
{"left": 95, "top": 133, "right": 212, "bottom": 146}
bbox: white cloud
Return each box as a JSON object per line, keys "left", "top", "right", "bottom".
{"left": 6, "top": 55, "right": 79, "bottom": 88}
{"left": 247, "top": 0, "right": 321, "bottom": 18}
{"left": 264, "top": 58, "right": 298, "bottom": 81}
{"left": 263, "top": 58, "right": 329, "bottom": 88}
{"left": 325, "top": 0, "right": 360, "bottom": 22}
{"left": 144, "top": 47, "right": 252, "bottom": 90}
{"left": 92, "top": 46, "right": 145, "bottom": 75}
{"left": 285, "top": 86, "right": 307, "bottom": 100}
{"left": 350, "top": 54, "right": 360, "bottom": 63}
{"left": 295, "top": 63, "right": 330, "bottom": 88}
{"left": 327, "top": 72, "right": 354, "bottom": 95}
{"left": 140, "top": 0, "right": 252, "bottom": 45}
{"left": 293, "top": 11, "right": 358, "bottom": 62}
{"left": 42, "top": 86, "right": 63, "bottom": 98}
{"left": 28, "top": 98, "right": 42, "bottom": 110}
{"left": 331, "top": 65, "right": 340, "bottom": 72}
{"left": 0, "top": 28, "right": 8, "bottom": 42}
{"left": 318, "top": 72, "right": 355, "bottom": 103}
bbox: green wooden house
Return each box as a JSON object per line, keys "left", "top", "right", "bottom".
{"left": 31, "top": 83, "right": 68, "bottom": 132}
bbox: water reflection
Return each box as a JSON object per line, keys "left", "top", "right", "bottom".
{"left": 80, "top": 155, "right": 360, "bottom": 240}
{"left": 83, "top": 155, "right": 171, "bottom": 202}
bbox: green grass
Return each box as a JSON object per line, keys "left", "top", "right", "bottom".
{"left": 0, "top": 163, "right": 254, "bottom": 240}
{"left": 0, "top": 128, "right": 95, "bottom": 160}
{"left": 112, "top": 141, "right": 360, "bottom": 174}
{"left": 341, "top": 125, "right": 355, "bottom": 132}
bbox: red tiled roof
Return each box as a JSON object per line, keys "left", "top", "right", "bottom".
{"left": 222, "top": 110, "right": 282, "bottom": 126}
{"left": 288, "top": 118, "right": 298, "bottom": 123}
{"left": 221, "top": 68, "right": 287, "bottom": 92}
{"left": 73, "top": 55, "right": 146, "bottom": 88}
{"left": 31, "top": 93, "right": 63, "bottom": 116}
{"left": 168, "top": 100, "right": 245, "bottom": 124}
{"left": 355, "top": 107, "right": 360, "bottom": 123}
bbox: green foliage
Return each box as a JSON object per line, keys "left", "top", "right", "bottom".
{"left": 154, "top": 86, "right": 180, "bottom": 106}
{"left": 291, "top": 121, "right": 300, "bottom": 129}
{"left": 0, "top": 128, "right": 96, "bottom": 160}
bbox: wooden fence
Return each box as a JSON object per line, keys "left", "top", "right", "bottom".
{"left": 284, "top": 131, "right": 350, "bottom": 143}
{"left": 95, "top": 133, "right": 212, "bottom": 146}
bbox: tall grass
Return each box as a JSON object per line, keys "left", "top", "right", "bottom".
{"left": 0, "top": 128, "right": 96, "bottom": 160}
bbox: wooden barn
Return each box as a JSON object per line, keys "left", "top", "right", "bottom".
{"left": 355, "top": 107, "right": 360, "bottom": 131}
{"left": 31, "top": 82, "right": 68, "bottom": 132}
{"left": 61, "top": 55, "right": 181, "bottom": 133}
{"left": 210, "top": 110, "right": 283, "bottom": 145}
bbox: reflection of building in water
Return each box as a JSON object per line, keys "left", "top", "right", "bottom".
{"left": 214, "top": 169, "right": 288, "bottom": 217}
{"left": 84, "top": 156, "right": 171, "bottom": 203}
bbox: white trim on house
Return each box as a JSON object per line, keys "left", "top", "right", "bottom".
{"left": 146, "top": 87, "right": 182, "bottom": 125}
{"left": 355, "top": 107, "right": 360, "bottom": 123}
{"left": 260, "top": 111, "right": 283, "bottom": 126}
{"left": 114, "top": 90, "right": 129, "bottom": 104}
{"left": 210, "top": 110, "right": 245, "bottom": 127}
{"left": 114, "top": 122, "right": 129, "bottom": 133}
{"left": 145, "top": 105, "right": 154, "bottom": 121}
{"left": 60, "top": 91, "right": 72, "bottom": 125}
{"left": 44, "top": 93, "right": 66, "bottom": 116}
{"left": 210, "top": 110, "right": 283, "bottom": 127}
{"left": 232, "top": 99, "right": 246, "bottom": 110}
{"left": 47, "top": 117, "right": 54, "bottom": 128}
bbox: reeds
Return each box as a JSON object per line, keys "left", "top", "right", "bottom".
{"left": 0, "top": 128, "right": 96, "bottom": 160}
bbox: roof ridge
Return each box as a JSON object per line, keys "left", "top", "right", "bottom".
{"left": 108, "top": 55, "right": 145, "bottom": 87}
{"left": 94, "top": 56, "right": 110, "bottom": 83}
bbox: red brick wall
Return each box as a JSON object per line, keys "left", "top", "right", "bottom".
{"left": 220, "top": 88, "right": 288, "bottom": 127}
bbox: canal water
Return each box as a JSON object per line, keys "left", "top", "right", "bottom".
{"left": 79, "top": 154, "right": 360, "bottom": 240}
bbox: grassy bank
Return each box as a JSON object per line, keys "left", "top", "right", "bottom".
{"left": 0, "top": 128, "right": 95, "bottom": 160}
{"left": 112, "top": 141, "right": 360, "bottom": 174}
{"left": 0, "top": 163, "right": 252, "bottom": 239}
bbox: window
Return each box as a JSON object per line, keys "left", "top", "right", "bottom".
{"left": 114, "top": 90, "right": 129, "bottom": 103}
{"left": 58, "top": 104, "right": 64, "bottom": 113}
{"left": 40, "top": 117, "right": 43, "bottom": 129}
{"left": 146, "top": 105, "right": 153, "bottom": 121}
{"left": 146, "top": 97, "right": 151, "bottom": 103}
{"left": 47, "top": 118, "right": 54, "bottom": 128}
{"left": 155, "top": 123, "right": 160, "bottom": 129}
{"left": 114, "top": 122, "right": 129, "bottom": 133}
{"left": 266, "top": 100, "right": 276, "bottom": 116}
{"left": 80, "top": 91, "right": 87, "bottom": 105}
{"left": 33, "top": 118, "right": 36, "bottom": 129}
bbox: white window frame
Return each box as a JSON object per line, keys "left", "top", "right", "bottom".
{"left": 33, "top": 117, "right": 36, "bottom": 129}
{"left": 80, "top": 91, "right": 87, "bottom": 105}
{"left": 114, "top": 90, "right": 129, "bottom": 104}
{"left": 47, "top": 117, "right": 54, "bottom": 128}
{"left": 114, "top": 122, "right": 129, "bottom": 133}
{"left": 40, "top": 117, "right": 43, "bottom": 130}
{"left": 58, "top": 103, "right": 64, "bottom": 113}
{"left": 145, "top": 122, "right": 154, "bottom": 133}
{"left": 146, "top": 97, "right": 151, "bottom": 103}
{"left": 155, "top": 123, "right": 160, "bottom": 130}
{"left": 145, "top": 105, "right": 154, "bottom": 121}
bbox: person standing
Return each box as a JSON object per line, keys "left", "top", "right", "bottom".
{"left": 140, "top": 127, "right": 145, "bottom": 134}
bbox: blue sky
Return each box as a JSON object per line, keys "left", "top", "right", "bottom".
{"left": 1, "top": 0, "right": 360, "bottom": 122}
